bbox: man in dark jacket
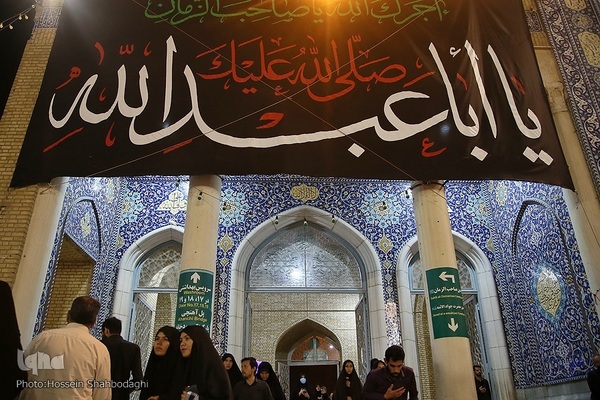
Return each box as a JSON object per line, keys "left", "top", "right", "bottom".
{"left": 102, "top": 316, "right": 143, "bottom": 400}
{"left": 233, "top": 357, "right": 274, "bottom": 400}
{"left": 362, "top": 345, "right": 418, "bottom": 400}
{"left": 473, "top": 365, "right": 491, "bottom": 400}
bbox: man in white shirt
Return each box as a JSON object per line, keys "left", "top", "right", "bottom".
{"left": 18, "top": 296, "right": 111, "bottom": 400}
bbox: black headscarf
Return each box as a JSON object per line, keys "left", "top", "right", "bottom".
{"left": 0, "top": 280, "right": 27, "bottom": 399}
{"left": 293, "top": 375, "right": 315, "bottom": 400}
{"left": 257, "top": 361, "right": 287, "bottom": 400}
{"left": 221, "top": 352, "right": 244, "bottom": 388}
{"left": 369, "top": 358, "right": 381, "bottom": 371}
{"left": 171, "top": 325, "right": 233, "bottom": 400}
{"left": 333, "top": 360, "right": 362, "bottom": 400}
{"left": 139, "top": 326, "right": 180, "bottom": 400}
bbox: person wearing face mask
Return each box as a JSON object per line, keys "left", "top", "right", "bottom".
{"left": 294, "top": 375, "right": 315, "bottom": 400}
{"left": 139, "top": 326, "right": 180, "bottom": 400}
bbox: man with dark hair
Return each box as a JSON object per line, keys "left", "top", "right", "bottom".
{"left": 233, "top": 357, "right": 274, "bottom": 400}
{"left": 473, "top": 365, "right": 491, "bottom": 400}
{"left": 101, "top": 316, "right": 143, "bottom": 400}
{"left": 19, "top": 296, "right": 111, "bottom": 400}
{"left": 362, "top": 345, "right": 418, "bottom": 400}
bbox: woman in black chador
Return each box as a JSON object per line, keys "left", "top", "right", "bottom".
{"left": 257, "top": 361, "right": 287, "bottom": 400}
{"left": 139, "top": 326, "right": 180, "bottom": 400}
{"left": 170, "top": 325, "right": 233, "bottom": 400}
{"left": 333, "top": 360, "right": 362, "bottom": 400}
{"left": 222, "top": 352, "right": 244, "bottom": 389}
{"left": 0, "top": 280, "right": 28, "bottom": 400}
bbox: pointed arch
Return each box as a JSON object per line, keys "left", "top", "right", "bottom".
{"left": 36, "top": 196, "right": 101, "bottom": 334}
{"left": 228, "top": 205, "right": 387, "bottom": 361}
{"left": 275, "top": 318, "right": 342, "bottom": 361}
{"left": 112, "top": 225, "right": 184, "bottom": 334}
{"left": 398, "top": 231, "right": 515, "bottom": 400}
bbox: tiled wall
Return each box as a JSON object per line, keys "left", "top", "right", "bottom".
{"left": 16, "top": 0, "right": 600, "bottom": 392}
{"left": 49, "top": 175, "right": 599, "bottom": 390}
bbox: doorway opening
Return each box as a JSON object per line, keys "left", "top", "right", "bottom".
{"left": 44, "top": 235, "right": 94, "bottom": 330}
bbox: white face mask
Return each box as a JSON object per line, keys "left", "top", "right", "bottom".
{"left": 300, "top": 378, "right": 307, "bottom": 384}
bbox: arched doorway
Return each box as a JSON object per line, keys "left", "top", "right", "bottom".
{"left": 112, "top": 226, "right": 184, "bottom": 370}
{"left": 398, "top": 232, "right": 514, "bottom": 400}
{"left": 245, "top": 221, "right": 368, "bottom": 378}
{"left": 409, "top": 251, "right": 485, "bottom": 400}
{"left": 44, "top": 235, "right": 95, "bottom": 329}
{"left": 128, "top": 241, "right": 181, "bottom": 368}
{"left": 276, "top": 319, "right": 342, "bottom": 398}
{"left": 44, "top": 197, "right": 100, "bottom": 331}
{"left": 228, "top": 205, "right": 384, "bottom": 396}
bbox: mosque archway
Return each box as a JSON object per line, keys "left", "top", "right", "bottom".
{"left": 398, "top": 232, "right": 514, "bottom": 400}
{"left": 229, "top": 205, "right": 385, "bottom": 386}
{"left": 275, "top": 319, "right": 342, "bottom": 398}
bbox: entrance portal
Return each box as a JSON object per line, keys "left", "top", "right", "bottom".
{"left": 289, "top": 364, "right": 338, "bottom": 399}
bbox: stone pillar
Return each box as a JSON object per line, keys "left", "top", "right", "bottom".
{"left": 175, "top": 175, "right": 221, "bottom": 331}
{"left": 13, "top": 177, "right": 68, "bottom": 347}
{"left": 411, "top": 181, "right": 478, "bottom": 400}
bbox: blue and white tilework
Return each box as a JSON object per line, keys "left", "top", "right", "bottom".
{"left": 537, "top": 0, "right": 600, "bottom": 196}
{"left": 38, "top": 175, "right": 599, "bottom": 390}
{"left": 27, "top": 0, "right": 600, "bottom": 389}
{"left": 485, "top": 180, "right": 600, "bottom": 387}
{"left": 35, "top": 177, "right": 122, "bottom": 337}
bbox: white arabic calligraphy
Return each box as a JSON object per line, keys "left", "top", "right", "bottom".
{"left": 48, "top": 36, "right": 547, "bottom": 159}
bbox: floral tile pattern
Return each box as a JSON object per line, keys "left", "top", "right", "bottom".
{"left": 37, "top": 174, "right": 599, "bottom": 388}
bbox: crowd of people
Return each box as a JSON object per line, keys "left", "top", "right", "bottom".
{"left": 0, "top": 289, "right": 491, "bottom": 400}
{"left": 8, "top": 294, "right": 420, "bottom": 400}
{"left": 6, "top": 290, "right": 600, "bottom": 400}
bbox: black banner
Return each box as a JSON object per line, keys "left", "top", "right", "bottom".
{"left": 11, "top": 0, "right": 573, "bottom": 188}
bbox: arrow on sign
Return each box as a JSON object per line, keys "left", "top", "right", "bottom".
{"left": 448, "top": 318, "right": 459, "bottom": 332}
{"left": 190, "top": 272, "right": 201, "bottom": 283}
{"left": 439, "top": 271, "right": 455, "bottom": 283}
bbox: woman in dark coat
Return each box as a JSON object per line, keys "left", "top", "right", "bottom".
{"left": 139, "top": 325, "right": 180, "bottom": 400}
{"left": 257, "top": 361, "right": 287, "bottom": 400}
{"left": 0, "top": 280, "right": 28, "bottom": 400}
{"left": 171, "top": 325, "right": 233, "bottom": 400}
{"left": 333, "top": 360, "right": 362, "bottom": 400}
{"left": 222, "top": 352, "right": 244, "bottom": 389}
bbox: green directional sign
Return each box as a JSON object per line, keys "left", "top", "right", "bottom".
{"left": 425, "top": 267, "right": 468, "bottom": 339}
{"left": 175, "top": 269, "right": 214, "bottom": 330}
